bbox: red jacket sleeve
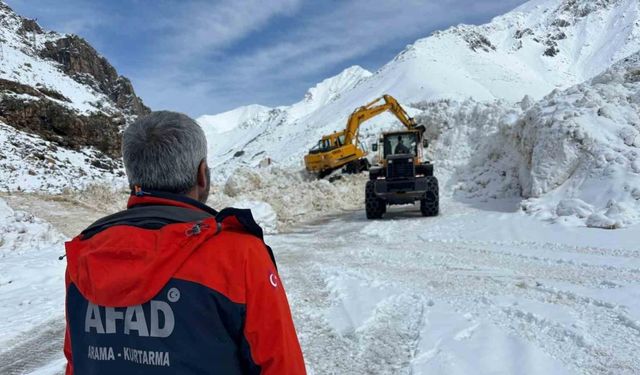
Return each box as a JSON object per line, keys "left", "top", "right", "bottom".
{"left": 64, "top": 269, "right": 74, "bottom": 375}
{"left": 242, "top": 243, "right": 306, "bottom": 374}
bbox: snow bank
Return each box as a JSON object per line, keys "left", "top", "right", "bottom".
{"left": 209, "top": 167, "right": 366, "bottom": 231}
{"left": 516, "top": 53, "right": 640, "bottom": 228}
{"left": 0, "top": 198, "right": 63, "bottom": 253}
{"left": 0, "top": 198, "right": 65, "bottom": 345}
{"left": 414, "top": 98, "right": 525, "bottom": 198}
{"left": 414, "top": 52, "right": 640, "bottom": 228}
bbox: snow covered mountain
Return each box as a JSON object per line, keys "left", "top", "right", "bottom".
{"left": 0, "top": 1, "right": 148, "bottom": 192}
{"left": 197, "top": 65, "right": 372, "bottom": 179}
{"left": 200, "top": 0, "right": 640, "bottom": 179}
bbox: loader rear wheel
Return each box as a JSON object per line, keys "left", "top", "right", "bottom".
{"left": 420, "top": 176, "right": 439, "bottom": 217}
{"left": 365, "top": 180, "right": 385, "bottom": 219}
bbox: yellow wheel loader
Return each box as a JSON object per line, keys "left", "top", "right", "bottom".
{"left": 304, "top": 95, "right": 417, "bottom": 178}
{"left": 365, "top": 127, "right": 439, "bottom": 219}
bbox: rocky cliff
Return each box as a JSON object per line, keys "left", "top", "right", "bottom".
{"left": 0, "top": 1, "right": 149, "bottom": 159}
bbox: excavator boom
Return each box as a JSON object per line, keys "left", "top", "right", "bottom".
{"left": 343, "top": 95, "right": 417, "bottom": 145}
{"left": 304, "top": 94, "right": 418, "bottom": 177}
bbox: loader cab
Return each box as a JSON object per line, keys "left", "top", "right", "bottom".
{"left": 374, "top": 130, "right": 425, "bottom": 164}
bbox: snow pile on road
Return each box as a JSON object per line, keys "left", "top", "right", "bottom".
{"left": 414, "top": 98, "right": 524, "bottom": 198}
{"left": 0, "top": 122, "right": 127, "bottom": 193}
{"left": 209, "top": 167, "right": 367, "bottom": 231}
{"left": 415, "top": 52, "right": 640, "bottom": 228}
{"left": 516, "top": 52, "right": 640, "bottom": 228}
{"left": 0, "top": 197, "right": 65, "bottom": 346}
{"left": 0, "top": 197, "right": 63, "bottom": 253}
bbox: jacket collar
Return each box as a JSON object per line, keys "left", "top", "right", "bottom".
{"left": 127, "top": 189, "right": 218, "bottom": 216}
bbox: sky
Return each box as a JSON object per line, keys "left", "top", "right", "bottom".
{"left": 6, "top": 0, "right": 527, "bottom": 117}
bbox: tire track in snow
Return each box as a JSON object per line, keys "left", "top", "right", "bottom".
{"left": 0, "top": 318, "right": 65, "bottom": 375}
{"left": 272, "top": 208, "right": 640, "bottom": 374}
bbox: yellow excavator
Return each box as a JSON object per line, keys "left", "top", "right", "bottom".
{"left": 304, "top": 94, "right": 417, "bottom": 177}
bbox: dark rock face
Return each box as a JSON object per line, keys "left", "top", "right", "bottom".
{"left": 463, "top": 31, "right": 496, "bottom": 53}
{"left": 0, "top": 91, "right": 124, "bottom": 157}
{"left": 0, "top": 78, "right": 124, "bottom": 157}
{"left": 39, "top": 35, "right": 150, "bottom": 117}
{"left": 18, "top": 18, "right": 43, "bottom": 36}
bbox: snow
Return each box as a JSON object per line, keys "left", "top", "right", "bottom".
{"left": 230, "top": 199, "right": 278, "bottom": 234}
{"left": 275, "top": 200, "right": 640, "bottom": 374}
{"left": 197, "top": 104, "right": 271, "bottom": 134}
{"left": 438, "top": 51, "right": 640, "bottom": 228}
{"left": 0, "top": 122, "right": 127, "bottom": 193}
{"left": 0, "top": 198, "right": 65, "bottom": 348}
{"left": 209, "top": 166, "right": 367, "bottom": 232}
{"left": 199, "top": 65, "right": 373, "bottom": 183}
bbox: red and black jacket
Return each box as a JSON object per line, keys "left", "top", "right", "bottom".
{"left": 63, "top": 192, "right": 306, "bottom": 374}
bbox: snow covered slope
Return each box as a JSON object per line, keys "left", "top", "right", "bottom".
{"left": 353, "top": 0, "right": 640, "bottom": 103}
{"left": 198, "top": 65, "right": 372, "bottom": 180}
{"left": 200, "top": 0, "right": 640, "bottom": 179}
{"left": 0, "top": 122, "right": 125, "bottom": 192}
{"left": 198, "top": 104, "right": 272, "bottom": 134}
{"left": 0, "top": 1, "right": 146, "bottom": 192}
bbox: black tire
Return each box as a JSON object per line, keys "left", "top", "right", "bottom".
{"left": 361, "top": 159, "right": 370, "bottom": 172}
{"left": 344, "top": 159, "right": 369, "bottom": 174}
{"left": 420, "top": 176, "right": 439, "bottom": 217}
{"left": 318, "top": 169, "right": 333, "bottom": 179}
{"left": 365, "top": 180, "right": 385, "bottom": 219}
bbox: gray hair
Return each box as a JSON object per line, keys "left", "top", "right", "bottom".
{"left": 122, "top": 111, "right": 207, "bottom": 194}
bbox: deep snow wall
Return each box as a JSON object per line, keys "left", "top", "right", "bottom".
{"left": 413, "top": 52, "right": 640, "bottom": 228}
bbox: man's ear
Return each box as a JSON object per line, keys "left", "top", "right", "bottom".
{"left": 197, "top": 159, "right": 207, "bottom": 189}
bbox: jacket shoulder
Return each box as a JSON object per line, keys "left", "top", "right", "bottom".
{"left": 173, "top": 227, "right": 268, "bottom": 304}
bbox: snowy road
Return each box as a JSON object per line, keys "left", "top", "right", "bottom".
{"left": 274, "top": 201, "right": 640, "bottom": 375}
{"left": 1, "top": 196, "right": 639, "bottom": 374}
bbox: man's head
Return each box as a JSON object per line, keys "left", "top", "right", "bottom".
{"left": 397, "top": 135, "right": 403, "bottom": 143}
{"left": 122, "top": 111, "right": 210, "bottom": 203}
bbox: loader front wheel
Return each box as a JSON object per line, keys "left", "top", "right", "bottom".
{"left": 420, "top": 176, "right": 439, "bottom": 217}
{"left": 365, "top": 180, "right": 385, "bottom": 219}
